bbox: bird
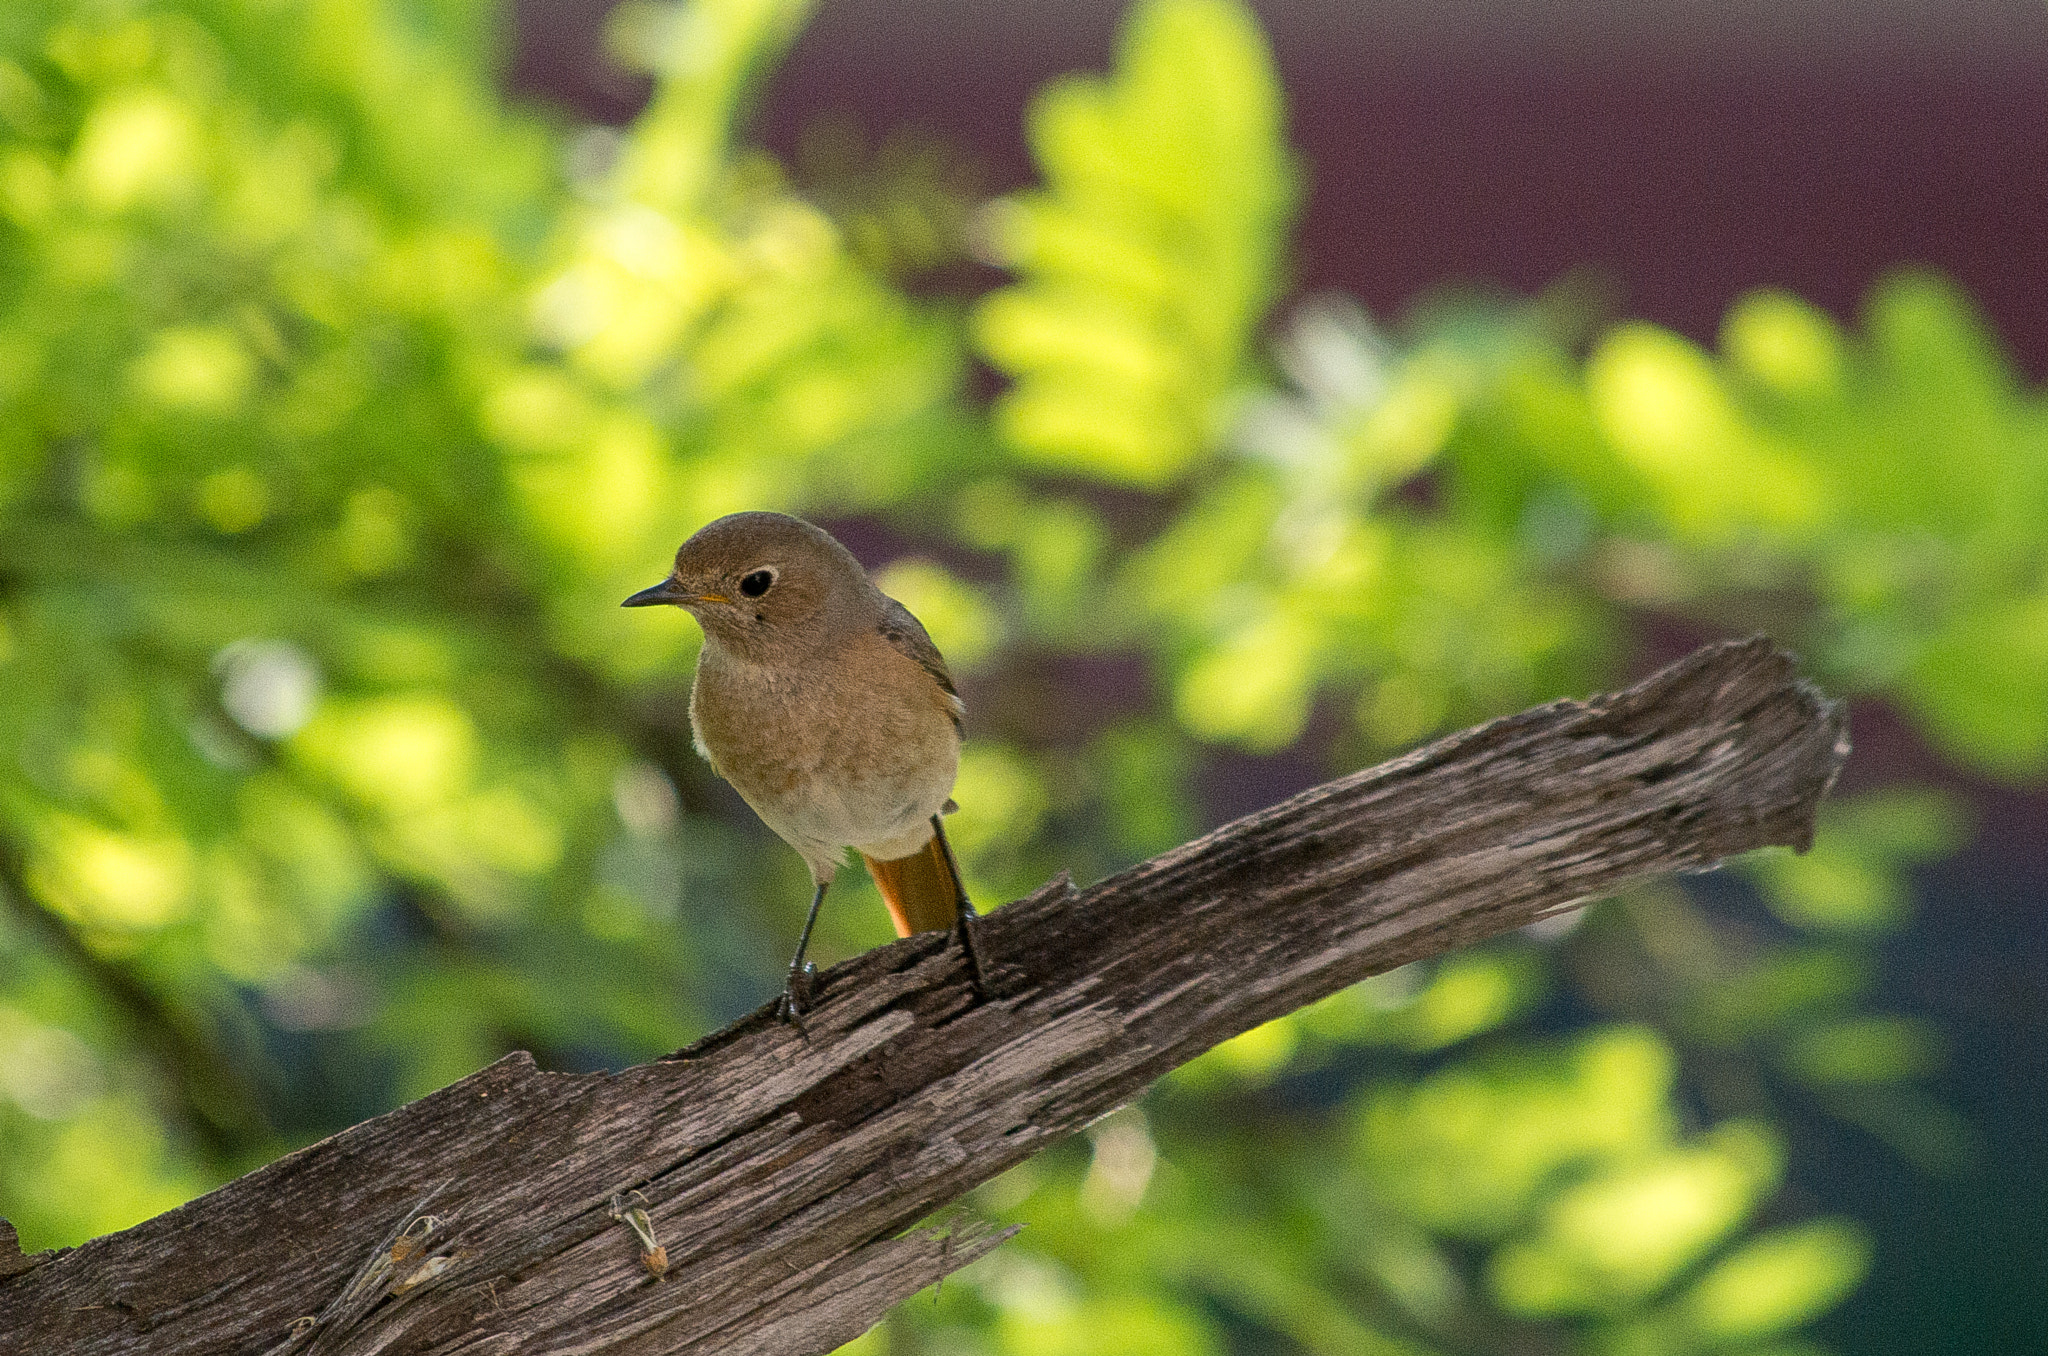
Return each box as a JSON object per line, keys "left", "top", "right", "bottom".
{"left": 622, "top": 511, "right": 984, "bottom": 1020}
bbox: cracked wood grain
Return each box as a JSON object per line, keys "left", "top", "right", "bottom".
{"left": 0, "top": 637, "right": 1848, "bottom": 1356}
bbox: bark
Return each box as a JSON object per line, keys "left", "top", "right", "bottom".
{"left": 0, "top": 637, "right": 1848, "bottom": 1356}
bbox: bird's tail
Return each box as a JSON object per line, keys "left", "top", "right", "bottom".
{"left": 862, "top": 831, "right": 963, "bottom": 937}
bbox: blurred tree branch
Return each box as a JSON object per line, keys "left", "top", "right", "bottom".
{"left": 0, "top": 638, "right": 1847, "bottom": 1355}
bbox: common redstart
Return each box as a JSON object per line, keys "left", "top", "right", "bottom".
{"left": 624, "top": 512, "right": 983, "bottom": 1019}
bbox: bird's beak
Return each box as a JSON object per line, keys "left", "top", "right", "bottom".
{"left": 622, "top": 579, "right": 733, "bottom": 608}
{"left": 622, "top": 578, "right": 688, "bottom": 608}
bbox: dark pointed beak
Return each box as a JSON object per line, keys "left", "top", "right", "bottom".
{"left": 622, "top": 578, "right": 687, "bottom": 608}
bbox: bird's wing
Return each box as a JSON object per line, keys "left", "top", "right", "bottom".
{"left": 878, "top": 596, "right": 964, "bottom": 735}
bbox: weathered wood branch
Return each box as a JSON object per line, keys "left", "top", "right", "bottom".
{"left": 0, "top": 637, "right": 1848, "bottom": 1356}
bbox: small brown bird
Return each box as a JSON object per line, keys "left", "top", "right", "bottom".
{"left": 623, "top": 511, "right": 982, "bottom": 1019}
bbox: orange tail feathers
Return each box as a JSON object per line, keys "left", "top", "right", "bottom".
{"left": 862, "top": 833, "right": 962, "bottom": 937}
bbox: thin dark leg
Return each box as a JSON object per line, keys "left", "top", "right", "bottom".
{"left": 776, "top": 879, "right": 829, "bottom": 1024}
{"left": 930, "top": 814, "right": 989, "bottom": 995}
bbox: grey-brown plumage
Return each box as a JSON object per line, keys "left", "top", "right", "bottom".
{"left": 623, "top": 511, "right": 980, "bottom": 1016}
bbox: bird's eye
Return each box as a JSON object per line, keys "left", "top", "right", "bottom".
{"left": 739, "top": 569, "right": 774, "bottom": 598}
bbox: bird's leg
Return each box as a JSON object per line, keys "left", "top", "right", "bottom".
{"left": 776, "top": 879, "right": 829, "bottom": 1024}
{"left": 930, "top": 814, "right": 989, "bottom": 996}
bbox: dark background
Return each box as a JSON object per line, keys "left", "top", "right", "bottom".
{"left": 515, "top": 0, "right": 2048, "bottom": 375}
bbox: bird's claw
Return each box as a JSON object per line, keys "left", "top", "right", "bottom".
{"left": 954, "top": 909, "right": 990, "bottom": 998}
{"left": 774, "top": 962, "right": 817, "bottom": 1026}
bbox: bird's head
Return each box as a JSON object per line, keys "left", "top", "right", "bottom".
{"left": 622, "top": 511, "right": 874, "bottom": 660}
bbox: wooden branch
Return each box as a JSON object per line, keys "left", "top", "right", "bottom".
{"left": 0, "top": 637, "right": 1848, "bottom": 1356}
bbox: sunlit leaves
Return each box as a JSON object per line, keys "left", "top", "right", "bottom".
{"left": 1901, "top": 588, "right": 2048, "bottom": 779}
{"left": 25, "top": 815, "right": 194, "bottom": 931}
{"left": 1239, "top": 294, "right": 1458, "bottom": 500}
{"left": 1588, "top": 324, "right": 1830, "bottom": 545}
{"left": 1490, "top": 1121, "right": 1783, "bottom": 1315}
{"left": 1171, "top": 604, "right": 1316, "bottom": 749}
{"left": 487, "top": 371, "right": 673, "bottom": 573}
{"left": 1177, "top": 951, "right": 1539, "bottom": 1096}
{"left": 292, "top": 694, "right": 477, "bottom": 813}
{"left": 1133, "top": 296, "right": 1601, "bottom": 755}
{"left": 975, "top": 0, "right": 1297, "bottom": 484}
{"left": 1680, "top": 1220, "right": 1873, "bottom": 1344}
{"left": 71, "top": 86, "right": 203, "bottom": 212}
{"left": 1399, "top": 951, "right": 1540, "bottom": 1051}
{"left": 0, "top": 1084, "right": 207, "bottom": 1250}
{"left": 948, "top": 744, "right": 1050, "bottom": 873}
{"left": 0, "top": 0, "right": 671, "bottom": 1249}
{"left": 129, "top": 325, "right": 255, "bottom": 416}
{"left": 1435, "top": 270, "right": 2048, "bottom": 779}
{"left": 529, "top": 4, "right": 966, "bottom": 612}
{"left": 610, "top": 0, "right": 818, "bottom": 214}
{"left": 1358, "top": 1027, "right": 1678, "bottom": 1240}
{"left": 998, "top": 1292, "right": 1220, "bottom": 1356}
{"left": 533, "top": 204, "right": 737, "bottom": 388}
{"left": 1721, "top": 288, "right": 1846, "bottom": 398}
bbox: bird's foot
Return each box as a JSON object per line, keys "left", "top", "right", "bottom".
{"left": 774, "top": 962, "right": 817, "bottom": 1026}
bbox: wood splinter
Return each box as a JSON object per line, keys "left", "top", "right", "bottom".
{"left": 610, "top": 1192, "right": 669, "bottom": 1280}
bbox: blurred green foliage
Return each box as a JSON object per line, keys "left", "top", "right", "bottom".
{"left": 0, "top": 0, "right": 2036, "bottom": 1352}
{"left": 976, "top": 0, "right": 1295, "bottom": 487}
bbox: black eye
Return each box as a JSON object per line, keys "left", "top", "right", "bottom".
{"left": 739, "top": 570, "right": 774, "bottom": 598}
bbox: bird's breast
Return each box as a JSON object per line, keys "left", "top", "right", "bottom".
{"left": 689, "top": 641, "right": 959, "bottom": 859}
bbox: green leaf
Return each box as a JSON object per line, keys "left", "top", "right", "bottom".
{"left": 1490, "top": 1121, "right": 1784, "bottom": 1315}
{"left": 1902, "top": 589, "right": 2048, "bottom": 778}
{"left": 974, "top": 0, "right": 1298, "bottom": 485}
{"left": 1586, "top": 324, "right": 1829, "bottom": 545}
{"left": 1355, "top": 1027, "right": 1678, "bottom": 1239}
{"left": 1780, "top": 1016, "right": 1944, "bottom": 1087}
{"left": 612, "top": 0, "right": 820, "bottom": 213}
{"left": 1679, "top": 1220, "right": 1872, "bottom": 1342}
{"left": 1721, "top": 289, "right": 1847, "bottom": 398}
{"left": 1399, "top": 951, "right": 1541, "bottom": 1052}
